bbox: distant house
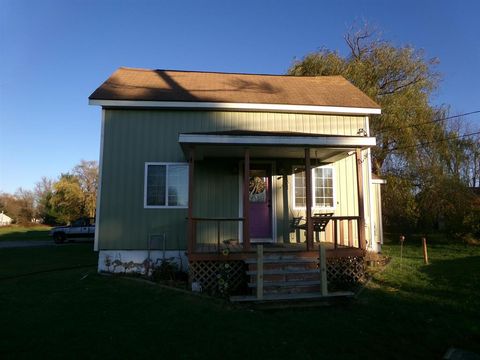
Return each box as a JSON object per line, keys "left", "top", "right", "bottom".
{"left": 89, "top": 67, "right": 384, "bottom": 299}
{"left": 0, "top": 212, "right": 13, "bottom": 226}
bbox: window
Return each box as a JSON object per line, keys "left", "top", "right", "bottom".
{"left": 293, "top": 166, "right": 335, "bottom": 209}
{"left": 144, "top": 163, "right": 188, "bottom": 208}
{"left": 313, "top": 167, "right": 334, "bottom": 208}
{"left": 71, "top": 218, "right": 87, "bottom": 227}
{"left": 293, "top": 167, "right": 307, "bottom": 208}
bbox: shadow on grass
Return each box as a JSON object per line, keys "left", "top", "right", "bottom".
{"left": 355, "top": 285, "right": 480, "bottom": 358}
{"left": 0, "top": 226, "right": 51, "bottom": 241}
{"left": 0, "top": 243, "right": 96, "bottom": 278}
{"left": 0, "top": 243, "right": 478, "bottom": 359}
{"left": 420, "top": 255, "right": 480, "bottom": 306}
{"left": 0, "top": 239, "right": 478, "bottom": 359}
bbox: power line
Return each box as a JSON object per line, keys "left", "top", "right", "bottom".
{"left": 390, "top": 130, "right": 480, "bottom": 152}
{"left": 375, "top": 110, "right": 480, "bottom": 134}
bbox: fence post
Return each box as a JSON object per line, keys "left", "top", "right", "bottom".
{"left": 422, "top": 237, "right": 429, "bottom": 265}
{"left": 256, "top": 244, "right": 264, "bottom": 300}
{"left": 400, "top": 235, "right": 405, "bottom": 269}
{"left": 319, "top": 244, "right": 328, "bottom": 296}
{"left": 217, "top": 220, "right": 221, "bottom": 254}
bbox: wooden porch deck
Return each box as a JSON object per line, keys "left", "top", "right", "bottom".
{"left": 189, "top": 241, "right": 365, "bottom": 261}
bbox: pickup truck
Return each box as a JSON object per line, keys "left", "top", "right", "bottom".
{"left": 50, "top": 217, "right": 95, "bottom": 244}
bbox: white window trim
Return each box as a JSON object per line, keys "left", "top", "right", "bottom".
{"left": 144, "top": 162, "right": 189, "bottom": 209}
{"left": 292, "top": 165, "right": 336, "bottom": 211}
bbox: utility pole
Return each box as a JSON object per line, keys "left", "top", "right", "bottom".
{"left": 473, "top": 149, "right": 478, "bottom": 187}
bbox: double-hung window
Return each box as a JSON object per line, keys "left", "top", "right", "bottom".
{"left": 144, "top": 163, "right": 188, "bottom": 208}
{"left": 293, "top": 165, "right": 335, "bottom": 209}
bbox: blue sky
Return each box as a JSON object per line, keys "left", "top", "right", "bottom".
{"left": 1, "top": 0, "right": 479, "bottom": 193}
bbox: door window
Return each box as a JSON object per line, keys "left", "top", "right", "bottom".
{"left": 249, "top": 170, "right": 267, "bottom": 203}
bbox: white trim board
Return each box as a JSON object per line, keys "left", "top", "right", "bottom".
{"left": 94, "top": 109, "right": 106, "bottom": 252}
{"left": 179, "top": 134, "right": 376, "bottom": 148}
{"left": 365, "top": 116, "right": 376, "bottom": 252}
{"left": 89, "top": 99, "right": 381, "bottom": 115}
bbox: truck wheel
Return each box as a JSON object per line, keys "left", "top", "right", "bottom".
{"left": 53, "top": 233, "right": 66, "bottom": 244}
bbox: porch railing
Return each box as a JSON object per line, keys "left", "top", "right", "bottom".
{"left": 190, "top": 217, "right": 244, "bottom": 254}
{"left": 328, "top": 216, "right": 361, "bottom": 249}
{"left": 189, "top": 215, "right": 362, "bottom": 254}
{"left": 295, "top": 215, "right": 362, "bottom": 249}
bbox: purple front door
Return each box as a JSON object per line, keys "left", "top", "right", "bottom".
{"left": 248, "top": 165, "right": 272, "bottom": 239}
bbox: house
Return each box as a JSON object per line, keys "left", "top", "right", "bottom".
{"left": 89, "top": 67, "right": 383, "bottom": 298}
{"left": 0, "top": 211, "right": 13, "bottom": 226}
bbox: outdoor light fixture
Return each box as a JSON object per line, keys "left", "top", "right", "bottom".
{"left": 357, "top": 128, "right": 367, "bottom": 136}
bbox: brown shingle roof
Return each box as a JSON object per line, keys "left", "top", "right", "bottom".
{"left": 89, "top": 67, "right": 380, "bottom": 109}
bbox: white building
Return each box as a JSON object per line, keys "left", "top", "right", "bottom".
{"left": 0, "top": 212, "right": 13, "bottom": 226}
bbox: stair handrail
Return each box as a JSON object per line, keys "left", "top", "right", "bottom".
{"left": 319, "top": 244, "right": 328, "bottom": 296}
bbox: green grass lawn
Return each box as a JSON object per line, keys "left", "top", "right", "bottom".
{"left": 0, "top": 239, "right": 479, "bottom": 359}
{"left": 0, "top": 224, "right": 52, "bottom": 241}
{"left": 0, "top": 244, "right": 96, "bottom": 279}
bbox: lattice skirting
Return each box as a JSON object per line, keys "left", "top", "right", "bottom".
{"left": 190, "top": 257, "right": 364, "bottom": 295}
{"left": 327, "top": 256, "right": 365, "bottom": 283}
{"left": 189, "top": 260, "right": 247, "bottom": 295}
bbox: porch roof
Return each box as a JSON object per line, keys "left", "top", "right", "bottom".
{"left": 178, "top": 130, "right": 375, "bottom": 162}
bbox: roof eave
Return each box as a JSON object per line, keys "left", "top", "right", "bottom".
{"left": 88, "top": 99, "right": 381, "bottom": 115}
{"left": 177, "top": 132, "right": 376, "bottom": 162}
{"left": 178, "top": 133, "right": 377, "bottom": 148}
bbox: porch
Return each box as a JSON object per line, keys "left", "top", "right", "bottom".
{"left": 189, "top": 216, "right": 365, "bottom": 261}
{"left": 179, "top": 130, "right": 375, "bottom": 296}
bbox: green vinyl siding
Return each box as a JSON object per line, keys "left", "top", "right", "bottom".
{"left": 98, "top": 109, "right": 367, "bottom": 250}
{"left": 193, "top": 160, "right": 239, "bottom": 246}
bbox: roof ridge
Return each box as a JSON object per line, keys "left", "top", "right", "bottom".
{"left": 118, "top": 66, "right": 345, "bottom": 79}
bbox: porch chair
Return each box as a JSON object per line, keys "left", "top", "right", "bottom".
{"left": 294, "top": 213, "right": 334, "bottom": 243}
{"left": 289, "top": 216, "right": 304, "bottom": 243}
{"left": 312, "top": 213, "right": 334, "bottom": 242}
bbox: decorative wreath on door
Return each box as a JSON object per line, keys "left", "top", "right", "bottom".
{"left": 249, "top": 176, "right": 266, "bottom": 202}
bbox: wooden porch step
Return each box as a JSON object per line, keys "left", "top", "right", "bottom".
{"left": 230, "top": 291, "right": 355, "bottom": 303}
{"left": 246, "top": 268, "right": 319, "bottom": 276}
{"left": 248, "top": 280, "right": 321, "bottom": 288}
{"left": 244, "top": 257, "right": 318, "bottom": 265}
